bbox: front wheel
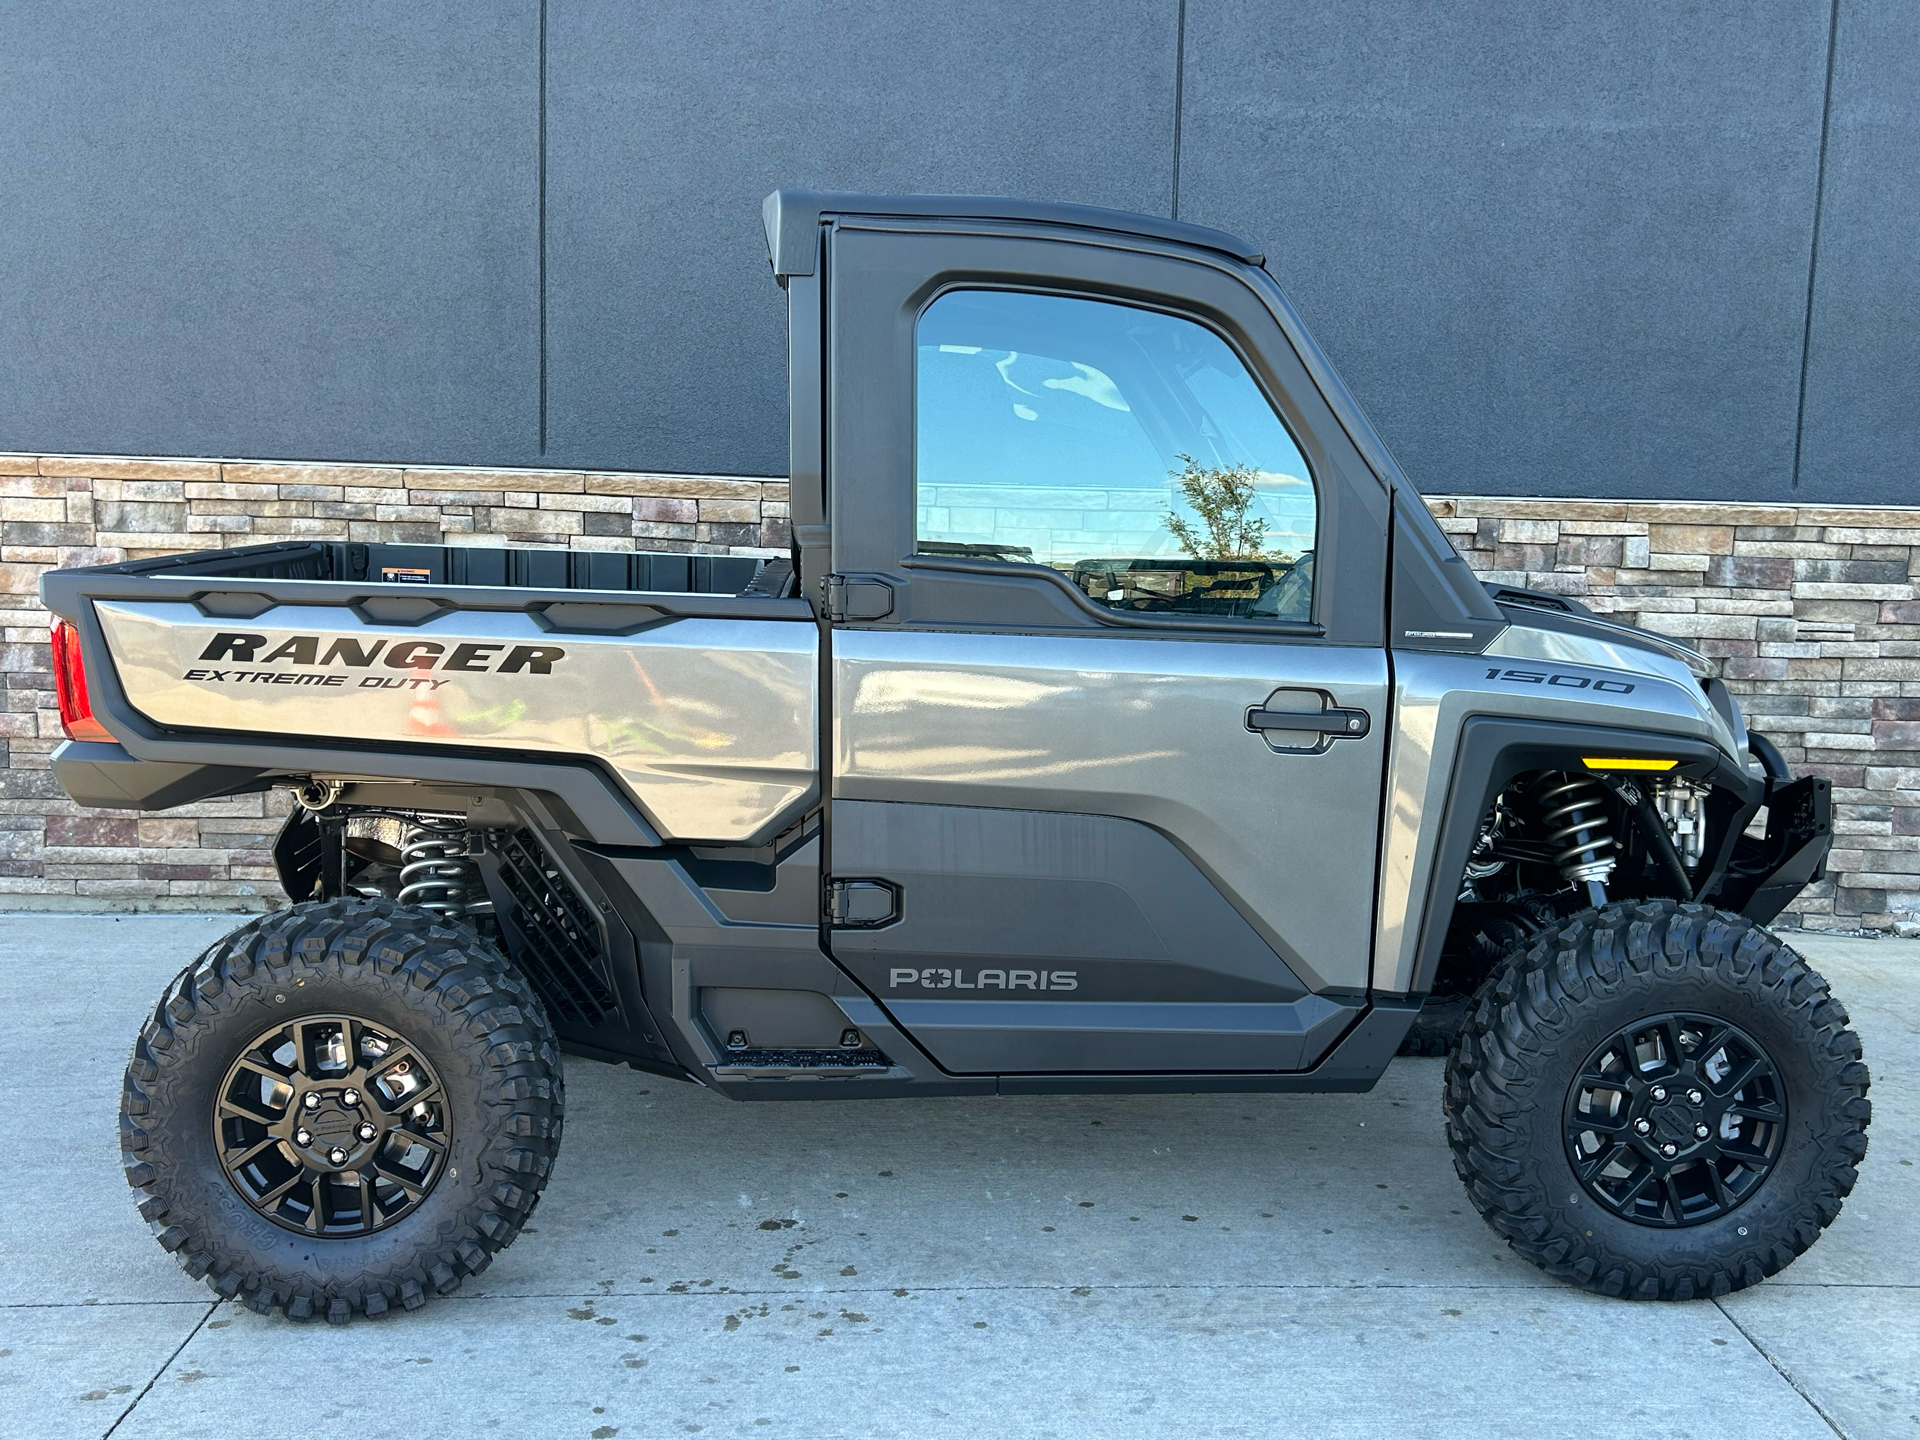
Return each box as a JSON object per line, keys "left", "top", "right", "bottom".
{"left": 120, "top": 898, "right": 563, "bottom": 1322}
{"left": 1445, "top": 900, "right": 1870, "bottom": 1299}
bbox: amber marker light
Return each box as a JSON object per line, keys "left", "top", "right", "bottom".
{"left": 1580, "top": 757, "right": 1679, "bottom": 771}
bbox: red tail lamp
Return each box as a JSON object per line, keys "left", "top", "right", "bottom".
{"left": 51, "top": 618, "right": 113, "bottom": 742}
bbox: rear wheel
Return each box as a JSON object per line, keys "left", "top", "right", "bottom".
{"left": 1445, "top": 900, "right": 1870, "bottom": 1299}
{"left": 121, "top": 897, "right": 563, "bottom": 1322}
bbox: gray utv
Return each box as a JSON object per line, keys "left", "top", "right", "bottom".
{"left": 43, "top": 191, "right": 1866, "bottom": 1321}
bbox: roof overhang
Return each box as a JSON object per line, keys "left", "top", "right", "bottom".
{"left": 761, "top": 188, "right": 1263, "bottom": 278}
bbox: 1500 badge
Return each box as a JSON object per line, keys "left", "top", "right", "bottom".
{"left": 1484, "top": 667, "right": 1634, "bottom": 694}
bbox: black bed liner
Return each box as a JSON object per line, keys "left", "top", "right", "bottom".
{"left": 78, "top": 538, "right": 769, "bottom": 597}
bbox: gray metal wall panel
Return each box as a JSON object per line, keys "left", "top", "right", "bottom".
{"left": 1797, "top": 0, "right": 1920, "bottom": 505}
{"left": 0, "top": 3, "right": 538, "bottom": 465}
{"left": 542, "top": 0, "right": 1179, "bottom": 477}
{"left": 0, "top": 2, "right": 1911, "bottom": 505}
{"left": 1176, "top": 2, "right": 1834, "bottom": 504}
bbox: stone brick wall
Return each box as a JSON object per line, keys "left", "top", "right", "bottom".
{"left": 0, "top": 455, "right": 789, "bottom": 912}
{"left": 2, "top": 454, "right": 1915, "bottom": 931}
{"left": 1432, "top": 497, "right": 1920, "bottom": 932}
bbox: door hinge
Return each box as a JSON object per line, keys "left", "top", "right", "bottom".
{"left": 825, "top": 877, "right": 900, "bottom": 928}
{"left": 825, "top": 574, "right": 894, "bottom": 624}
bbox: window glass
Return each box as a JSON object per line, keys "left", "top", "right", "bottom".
{"left": 916, "top": 289, "right": 1317, "bottom": 621}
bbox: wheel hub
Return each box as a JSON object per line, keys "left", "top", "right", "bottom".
{"left": 292, "top": 1091, "right": 375, "bottom": 1169}
{"left": 1564, "top": 1011, "right": 1786, "bottom": 1228}
{"left": 1647, "top": 1089, "right": 1709, "bottom": 1153}
{"left": 214, "top": 1014, "right": 450, "bottom": 1236}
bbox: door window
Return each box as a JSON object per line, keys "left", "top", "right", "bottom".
{"left": 916, "top": 289, "right": 1318, "bottom": 622}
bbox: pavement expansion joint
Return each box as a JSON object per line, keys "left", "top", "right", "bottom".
{"left": 100, "top": 1301, "right": 218, "bottom": 1440}
{"left": 1712, "top": 1298, "right": 1851, "bottom": 1440}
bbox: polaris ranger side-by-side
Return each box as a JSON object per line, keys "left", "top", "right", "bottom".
{"left": 44, "top": 192, "right": 1866, "bottom": 1321}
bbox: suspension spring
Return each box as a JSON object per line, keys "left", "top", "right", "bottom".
{"left": 396, "top": 821, "right": 493, "bottom": 918}
{"left": 1534, "top": 773, "right": 1618, "bottom": 896}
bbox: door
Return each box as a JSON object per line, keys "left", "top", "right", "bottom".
{"left": 820, "top": 221, "right": 1392, "bottom": 1074}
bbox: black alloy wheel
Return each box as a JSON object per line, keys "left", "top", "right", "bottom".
{"left": 216, "top": 1014, "right": 450, "bottom": 1237}
{"left": 1564, "top": 1011, "right": 1785, "bottom": 1227}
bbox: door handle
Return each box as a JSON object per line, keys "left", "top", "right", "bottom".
{"left": 1246, "top": 705, "right": 1370, "bottom": 740}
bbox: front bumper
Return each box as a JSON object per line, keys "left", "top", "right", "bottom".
{"left": 1719, "top": 744, "right": 1833, "bottom": 926}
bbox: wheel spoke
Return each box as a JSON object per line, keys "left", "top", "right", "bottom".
{"left": 358, "top": 1173, "right": 377, "bottom": 1234}
{"left": 242, "top": 1041, "right": 296, "bottom": 1079}
{"left": 254, "top": 1167, "right": 308, "bottom": 1208}
{"left": 1705, "top": 1160, "right": 1734, "bottom": 1211}
{"left": 302, "top": 1178, "right": 325, "bottom": 1232}
{"left": 232, "top": 1057, "right": 290, "bottom": 1088}
{"left": 1660, "top": 1172, "right": 1688, "bottom": 1225}
{"left": 1687, "top": 1022, "right": 1731, "bottom": 1063}
{"left": 217, "top": 1094, "right": 281, "bottom": 1127}
{"left": 1719, "top": 1133, "right": 1774, "bottom": 1163}
{"left": 400, "top": 1127, "right": 449, "bottom": 1156}
{"left": 1646, "top": 1019, "right": 1684, "bottom": 1078}
{"left": 1577, "top": 1108, "right": 1632, "bottom": 1136}
{"left": 228, "top": 1059, "right": 294, "bottom": 1111}
{"left": 290, "top": 1019, "right": 324, "bottom": 1080}
{"left": 1577, "top": 1063, "right": 1627, "bottom": 1091}
{"left": 223, "top": 1134, "right": 287, "bottom": 1170}
{"left": 1576, "top": 1140, "right": 1628, "bottom": 1183}
{"left": 374, "top": 1160, "right": 427, "bottom": 1202}
{"left": 1615, "top": 1163, "right": 1660, "bottom": 1209}
{"left": 1713, "top": 1054, "right": 1767, "bottom": 1096}
{"left": 346, "top": 1017, "right": 371, "bottom": 1067}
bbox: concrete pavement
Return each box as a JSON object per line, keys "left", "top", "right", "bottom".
{"left": 1, "top": 915, "right": 1913, "bottom": 1440}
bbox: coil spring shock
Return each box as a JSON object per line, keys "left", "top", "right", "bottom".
{"left": 1533, "top": 772, "right": 1617, "bottom": 907}
{"left": 396, "top": 820, "right": 494, "bottom": 918}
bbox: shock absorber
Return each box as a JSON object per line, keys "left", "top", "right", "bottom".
{"left": 1533, "top": 773, "right": 1617, "bottom": 909}
{"left": 397, "top": 820, "right": 493, "bottom": 919}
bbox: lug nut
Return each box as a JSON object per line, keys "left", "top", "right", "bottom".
{"left": 342, "top": 1088, "right": 360, "bottom": 1107}
{"left": 294, "top": 1128, "right": 312, "bottom": 1146}
{"left": 303, "top": 1093, "right": 321, "bottom": 1111}
{"left": 1694, "top": 1124, "right": 1710, "bottom": 1139}
{"left": 357, "top": 1122, "right": 377, "bottom": 1143}
{"left": 1650, "top": 1086, "right": 1668, "bottom": 1103}
{"left": 328, "top": 1146, "right": 349, "bottom": 1166}
{"left": 1660, "top": 1142, "right": 1678, "bottom": 1158}
{"left": 1687, "top": 1089, "right": 1704, "bottom": 1105}
{"left": 1634, "top": 1118, "right": 1653, "bottom": 1135}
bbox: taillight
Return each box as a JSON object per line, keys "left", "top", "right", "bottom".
{"left": 50, "top": 619, "right": 113, "bottom": 742}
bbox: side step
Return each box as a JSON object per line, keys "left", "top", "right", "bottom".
{"left": 709, "top": 1045, "right": 899, "bottom": 1079}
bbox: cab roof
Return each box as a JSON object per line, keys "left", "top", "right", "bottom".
{"left": 762, "top": 188, "right": 1263, "bottom": 277}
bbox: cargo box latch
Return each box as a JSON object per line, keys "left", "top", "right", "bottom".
{"left": 826, "top": 878, "right": 900, "bottom": 928}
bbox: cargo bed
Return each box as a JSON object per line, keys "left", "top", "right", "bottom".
{"left": 39, "top": 539, "right": 812, "bottom": 836}
{"left": 78, "top": 538, "right": 781, "bottom": 596}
